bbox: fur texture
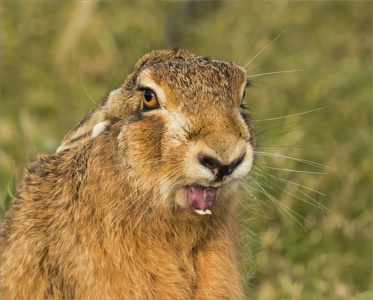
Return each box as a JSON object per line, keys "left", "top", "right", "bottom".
{"left": 1, "top": 49, "right": 255, "bottom": 299}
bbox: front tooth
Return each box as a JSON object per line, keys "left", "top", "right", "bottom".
{"left": 204, "top": 209, "right": 212, "bottom": 215}
{"left": 195, "top": 210, "right": 207, "bottom": 215}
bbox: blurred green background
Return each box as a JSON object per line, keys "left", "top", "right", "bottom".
{"left": 1, "top": 1, "right": 371, "bottom": 298}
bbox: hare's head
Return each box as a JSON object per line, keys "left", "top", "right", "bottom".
{"left": 59, "top": 49, "right": 255, "bottom": 216}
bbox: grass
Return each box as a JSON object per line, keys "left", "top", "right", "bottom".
{"left": 1, "top": 1, "right": 371, "bottom": 298}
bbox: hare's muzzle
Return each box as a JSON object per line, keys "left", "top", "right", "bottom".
{"left": 185, "top": 185, "right": 217, "bottom": 215}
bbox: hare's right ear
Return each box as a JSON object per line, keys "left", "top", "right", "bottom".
{"left": 56, "top": 88, "right": 123, "bottom": 153}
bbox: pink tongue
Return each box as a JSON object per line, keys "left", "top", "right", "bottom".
{"left": 187, "top": 186, "right": 217, "bottom": 211}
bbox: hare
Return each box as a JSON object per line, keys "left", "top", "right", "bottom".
{"left": 1, "top": 48, "right": 256, "bottom": 299}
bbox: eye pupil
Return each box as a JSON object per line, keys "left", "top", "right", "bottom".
{"left": 144, "top": 89, "right": 154, "bottom": 102}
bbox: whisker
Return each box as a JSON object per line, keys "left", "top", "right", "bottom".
{"left": 256, "top": 151, "right": 332, "bottom": 170}
{"left": 272, "top": 183, "right": 328, "bottom": 212}
{"left": 144, "top": 177, "right": 184, "bottom": 227}
{"left": 86, "top": 178, "right": 152, "bottom": 245}
{"left": 88, "top": 180, "right": 152, "bottom": 251}
{"left": 261, "top": 171, "right": 326, "bottom": 196}
{"left": 256, "top": 121, "right": 300, "bottom": 136}
{"left": 243, "top": 27, "right": 289, "bottom": 68}
{"left": 251, "top": 180, "right": 308, "bottom": 231}
{"left": 296, "top": 187, "right": 329, "bottom": 211}
{"left": 91, "top": 153, "right": 184, "bottom": 171}
{"left": 132, "top": 200, "right": 153, "bottom": 231}
{"left": 246, "top": 49, "right": 301, "bottom": 74}
{"left": 247, "top": 79, "right": 292, "bottom": 93}
{"left": 248, "top": 68, "right": 307, "bottom": 79}
{"left": 262, "top": 166, "right": 328, "bottom": 175}
{"left": 107, "top": 168, "right": 184, "bottom": 238}
{"left": 93, "top": 161, "right": 160, "bottom": 170}
{"left": 252, "top": 155, "right": 330, "bottom": 218}
{"left": 79, "top": 68, "right": 97, "bottom": 105}
{"left": 253, "top": 107, "right": 325, "bottom": 122}
{"left": 87, "top": 199, "right": 126, "bottom": 248}
{"left": 260, "top": 145, "right": 325, "bottom": 151}
{"left": 241, "top": 183, "right": 271, "bottom": 221}
{"left": 253, "top": 166, "right": 329, "bottom": 211}
{"left": 257, "top": 126, "right": 325, "bottom": 142}
{"left": 89, "top": 195, "right": 143, "bottom": 252}
{"left": 89, "top": 162, "right": 186, "bottom": 248}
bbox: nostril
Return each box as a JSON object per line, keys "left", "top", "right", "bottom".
{"left": 219, "top": 155, "right": 244, "bottom": 179}
{"left": 231, "top": 154, "right": 245, "bottom": 171}
{"left": 198, "top": 154, "right": 222, "bottom": 171}
{"left": 198, "top": 154, "right": 224, "bottom": 181}
{"left": 198, "top": 153, "right": 245, "bottom": 181}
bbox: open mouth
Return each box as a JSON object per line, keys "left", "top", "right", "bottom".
{"left": 185, "top": 185, "right": 217, "bottom": 215}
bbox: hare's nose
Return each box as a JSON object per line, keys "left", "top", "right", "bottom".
{"left": 198, "top": 154, "right": 245, "bottom": 182}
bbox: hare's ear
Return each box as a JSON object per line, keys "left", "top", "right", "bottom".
{"left": 56, "top": 89, "right": 122, "bottom": 153}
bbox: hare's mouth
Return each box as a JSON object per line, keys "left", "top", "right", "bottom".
{"left": 185, "top": 185, "right": 217, "bottom": 215}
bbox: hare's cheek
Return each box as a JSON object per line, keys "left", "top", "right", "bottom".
{"left": 117, "top": 115, "right": 165, "bottom": 177}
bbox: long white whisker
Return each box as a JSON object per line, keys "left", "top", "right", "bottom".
{"left": 248, "top": 68, "right": 307, "bottom": 79}
{"left": 254, "top": 167, "right": 329, "bottom": 211}
{"left": 243, "top": 27, "right": 289, "bottom": 68}
{"left": 247, "top": 49, "right": 301, "bottom": 74}
{"left": 273, "top": 183, "right": 328, "bottom": 211}
{"left": 256, "top": 151, "right": 332, "bottom": 170}
{"left": 132, "top": 169, "right": 184, "bottom": 231}
{"left": 253, "top": 107, "right": 325, "bottom": 122}
{"left": 241, "top": 183, "right": 271, "bottom": 220}
{"left": 92, "top": 154, "right": 183, "bottom": 171}
{"left": 256, "top": 120, "right": 300, "bottom": 136}
{"left": 93, "top": 161, "right": 160, "bottom": 170}
{"left": 296, "top": 188, "right": 329, "bottom": 211}
{"left": 262, "top": 171, "right": 326, "bottom": 197}
{"left": 260, "top": 145, "right": 325, "bottom": 151}
{"left": 132, "top": 201, "right": 153, "bottom": 231}
{"left": 251, "top": 177, "right": 311, "bottom": 222}
{"left": 248, "top": 79, "right": 292, "bottom": 92}
{"left": 263, "top": 166, "right": 328, "bottom": 175}
{"left": 252, "top": 180, "right": 308, "bottom": 231}
{"left": 257, "top": 126, "right": 323, "bottom": 143}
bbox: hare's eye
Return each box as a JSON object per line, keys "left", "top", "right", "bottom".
{"left": 143, "top": 89, "right": 158, "bottom": 110}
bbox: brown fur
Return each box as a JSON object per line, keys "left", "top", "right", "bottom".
{"left": 1, "top": 49, "right": 255, "bottom": 299}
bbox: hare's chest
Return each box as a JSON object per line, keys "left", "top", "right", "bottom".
{"left": 81, "top": 245, "right": 198, "bottom": 298}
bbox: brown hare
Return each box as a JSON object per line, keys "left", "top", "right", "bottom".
{"left": 1, "top": 48, "right": 256, "bottom": 299}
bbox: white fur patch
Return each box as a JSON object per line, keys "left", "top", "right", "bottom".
{"left": 239, "top": 80, "right": 247, "bottom": 100}
{"left": 56, "top": 145, "right": 63, "bottom": 153}
{"left": 91, "top": 122, "right": 107, "bottom": 138}
{"left": 233, "top": 144, "right": 254, "bottom": 178}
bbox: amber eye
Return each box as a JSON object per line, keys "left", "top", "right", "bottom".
{"left": 143, "top": 89, "right": 158, "bottom": 110}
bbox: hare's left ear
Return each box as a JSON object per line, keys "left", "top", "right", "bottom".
{"left": 56, "top": 89, "right": 122, "bottom": 153}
